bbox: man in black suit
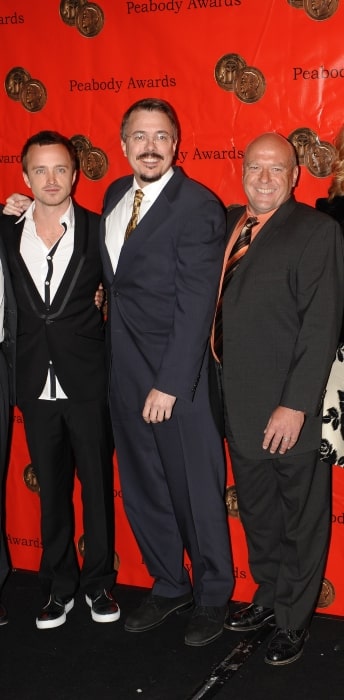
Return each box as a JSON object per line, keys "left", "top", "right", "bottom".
{"left": 0, "top": 226, "right": 16, "bottom": 626}
{"left": 213, "top": 132, "right": 344, "bottom": 664}
{"left": 100, "top": 98, "right": 233, "bottom": 647}
{"left": 0, "top": 132, "right": 119, "bottom": 629}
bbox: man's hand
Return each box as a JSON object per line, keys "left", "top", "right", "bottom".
{"left": 94, "top": 282, "right": 105, "bottom": 310}
{"left": 262, "top": 406, "right": 305, "bottom": 454}
{"left": 142, "top": 389, "right": 176, "bottom": 423}
{"left": 3, "top": 194, "right": 32, "bottom": 216}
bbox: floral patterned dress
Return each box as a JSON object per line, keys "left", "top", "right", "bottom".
{"left": 321, "top": 343, "right": 344, "bottom": 466}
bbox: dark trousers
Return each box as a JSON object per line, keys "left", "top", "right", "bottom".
{"left": 228, "top": 436, "right": 331, "bottom": 630}
{"left": 0, "top": 349, "right": 10, "bottom": 591}
{"left": 110, "top": 373, "right": 233, "bottom": 607}
{"left": 19, "top": 398, "right": 115, "bottom": 600}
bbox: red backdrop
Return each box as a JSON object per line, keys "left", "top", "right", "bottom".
{"left": 1, "top": 0, "right": 344, "bottom": 615}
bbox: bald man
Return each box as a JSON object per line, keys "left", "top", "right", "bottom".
{"left": 211, "top": 133, "right": 344, "bottom": 664}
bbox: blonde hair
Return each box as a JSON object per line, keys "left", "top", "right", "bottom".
{"left": 328, "top": 126, "right": 344, "bottom": 200}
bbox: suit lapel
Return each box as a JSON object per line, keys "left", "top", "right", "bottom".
{"left": 9, "top": 205, "right": 89, "bottom": 319}
{"left": 226, "top": 198, "right": 298, "bottom": 279}
{"left": 103, "top": 168, "right": 184, "bottom": 283}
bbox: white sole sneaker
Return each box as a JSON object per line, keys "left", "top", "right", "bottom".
{"left": 85, "top": 593, "right": 121, "bottom": 623}
{"left": 36, "top": 597, "right": 74, "bottom": 630}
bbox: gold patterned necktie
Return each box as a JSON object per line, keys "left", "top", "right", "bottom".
{"left": 213, "top": 216, "right": 259, "bottom": 363}
{"left": 124, "top": 189, "right": 144, "bottom": 240}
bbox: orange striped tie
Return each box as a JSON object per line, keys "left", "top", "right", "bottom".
{"left": 213, "top": 216, "right": 258, "bottom": 363}
{"left": 124, "top": 189, "right": 144, "bottom": 240}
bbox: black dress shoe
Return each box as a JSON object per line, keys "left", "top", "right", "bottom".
{"left": 0, "top": 602, "right": 8, "bottom": 626}
{"left": 124, "top": 592, "right": 193, "bottom": 632}
{"left": 334, "top": 639, "right": 344, "bottom": 652}
{"left": 85, "top": 589, "right": 120, "bottom": 623}
{"left": 225, "top": 603, "right": 274, "bottom": 631}
{"left": 184, "top": 605, "right": 227, "bottom": 647}
{"left": 36, "top": 594, "right": 74, "bottom": 630}
{"left": 264, "top": 628, "right": 309, "bottom": 665}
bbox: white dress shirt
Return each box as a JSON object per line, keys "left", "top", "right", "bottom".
{"left": 105, "top": 168, "right": 174, "bottom": 273}
{"left": 17, "top": 199, "right": 75, "bottom": 399}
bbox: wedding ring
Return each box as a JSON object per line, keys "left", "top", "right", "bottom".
{"left": 283, "top": 437, "right": 290, "bottom": 442}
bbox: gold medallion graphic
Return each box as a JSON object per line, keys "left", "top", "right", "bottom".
{"left": 81, "top": 147, "right": 108, "bottom": 180}
{"left": 70, "top": 135, "right": 108, "bottom": 180}
{"left": 225, "top": 485, "right": 240, "bottom": 519}
{"left": 20, "top": 79, "right": 47, "bottom": 112}
{"left": 214, "top": 53, "right": 246, "bottom": 92}
{"left": 23, "top": 464, "right": 40, "bottom": 494}
{"left": 317, "top": 577, "right": 335, "bottom": 607}
{"left": 304, "top": 0, "right": 339, "bottom": 20}
{"left": 5, "top": 67, "right": 31, "bottom": 101}
{"left": 75, "top": 2, "right": 104, "bottom": 37}
{"left": 59, "top": 0, "right": 80, "bottom": 25}
{"left": 288, "top": 127, "right": 318, "bottom": 165}
{"left": 70, "top": 134, "right": 92, "bottom": 165}
{"left": 304, "top": 140, "right": 336, "bottom": 177}
{"left": 234, "top": 67, "right": 266, "bottom": 104}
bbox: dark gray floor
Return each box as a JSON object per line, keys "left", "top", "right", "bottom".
{"left": 1, "top": 571, "right": 344, "bottom": 700}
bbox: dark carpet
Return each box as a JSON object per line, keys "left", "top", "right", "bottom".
{"left": 1, "top": 571, "right": 344, "bottom": 700}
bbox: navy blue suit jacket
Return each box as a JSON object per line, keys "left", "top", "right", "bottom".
{"left": 100, "top": 167, "right": 226, "bottom": 413}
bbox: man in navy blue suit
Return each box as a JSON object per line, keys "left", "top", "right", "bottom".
{"left": 100, "top": 98, "right": 233, "bottom": 647}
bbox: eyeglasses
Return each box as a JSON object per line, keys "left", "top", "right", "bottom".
{"left": 125, "top": 131, "right": 175, "bottom": 145}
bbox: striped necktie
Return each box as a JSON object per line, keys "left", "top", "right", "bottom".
{"left": 124, "top": 189, "right": 144, "bottom": 240}
{"left": 213, "top": 216, "right": 258, "bottom": 363}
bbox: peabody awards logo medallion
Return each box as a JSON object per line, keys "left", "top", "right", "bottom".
{"left": 4, "top": 68, "right": 47, "bottom": 112}
{"left": 214, "top": 53, "right": 246, "bottom": 92}
{"left": 287, "top": 0, "right": 339, "bottom": 20}
{"left": 71, "top": 134, "right": 108, "bottom": 180}
{"left": 60, "top": 0, "right": 104, "bottom": 37}
{"left": 288, "top": 127, "right": 336, "bottom": 177}
{"left": 215, "top": 54, "right": 266, "bottom": 103}
{"left": 225, "top": 485, "right": 240, "bottom": 519}
{"left": 234, "top": 66, "right": 266, "bottom": 104}
{"left": 304, "top": 140, "right": 336, "bottom": 177}
{"left": 5, "top": 67, "right": 31, "bottom": 101}
{"left": 23, "top": 464, "right": 40, "bottom": 494}
{"left": 77, "top": 534, "right": 120, "bottom": 571}
{"left": 317, "top": 577, "right": 335, "bottom": 608}
{"left": 288, "top": 127, "right": 318, "bottom": 165}
{"left": 304, "top": 0, "right": 339, "bottom": 20}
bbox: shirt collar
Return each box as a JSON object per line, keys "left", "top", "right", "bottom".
{"left": 131, "top": 167, "right": 174, "bottom": 201}
{"left": 16, "top": 197, "right": 75, "bottom": 229}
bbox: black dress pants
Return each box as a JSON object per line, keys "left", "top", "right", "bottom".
{"left": 19, "top": 398, "right": 115, "bottom": 600}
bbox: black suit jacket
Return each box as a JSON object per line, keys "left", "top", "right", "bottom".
{"left": 0, "top": 203, "right": 106, "bottom": 403}
{"left": 316, "top": 195, "right": 344, "bottom": 232}
{"left": 316, "top": 195, "right": 344, "bottom": 341}
{"left": 0, "top": 237, "right": 16, "bottom": 405}
{"left": 220, "top": 197, "right": 344, "bottom": 458}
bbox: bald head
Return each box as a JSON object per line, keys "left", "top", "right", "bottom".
{"left": 243, "top": 133, "right": 299, "bottom": 215}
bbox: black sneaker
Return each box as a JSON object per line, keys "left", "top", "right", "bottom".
{"left": 36, "top": 594, "right": 74, "bottom": 630}
{"left": 85, "top": 589, "right": 120, "bottom": 623}
{"left": 125, "top": 592, "right": 193, "bottom": 632}
{"left": 185, "top": 605, "right": 228, "bottom": 647}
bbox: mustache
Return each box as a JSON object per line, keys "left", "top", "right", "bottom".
{"left": 137, "top": 152, "right": 164, "bottom": 161}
